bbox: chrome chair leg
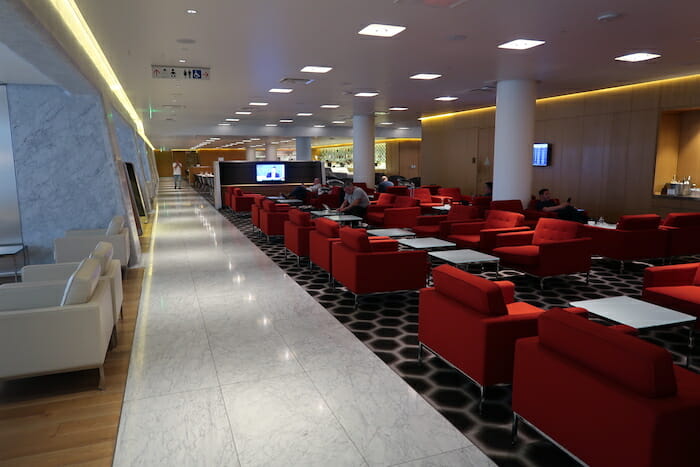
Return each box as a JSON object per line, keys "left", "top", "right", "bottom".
{"left": 417, "top": 342, "right": 423, "bottom": 362}
{"left": 511, "top": 413, "right": 520, "bottom": 445}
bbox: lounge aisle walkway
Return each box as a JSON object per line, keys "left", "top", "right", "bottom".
{"left": 113, "top": 179, "right": 494, "bottom": 467}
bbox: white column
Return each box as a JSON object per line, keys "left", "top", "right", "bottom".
{"left": 295, "top": 137, "right": 312, "bottom": 161}
{"left": 245, "top": 146, "right": 256, "bottom": 161}
{"left": 265, "top": 138, "right": 277, "bottom": 161}
{"left": 492, "top": 80, "right": 536, "bottom": 204}
{"left": 352, "top": 114, "right": 375, "bottom": 187}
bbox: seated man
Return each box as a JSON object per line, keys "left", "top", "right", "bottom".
{"left": 376, "top": 175, "right": 394, "bottom": 193}
{"left": 288, "top": 183, "right": 309, "bottom": 201}
{"left": 536, "top": 188, "right": 588, "bottom": 223}
{"left": 307, "top": 177, "right": 323, "bottom": 195}
{"left": 338, "top": 181, "right": 370, "bottom": 218}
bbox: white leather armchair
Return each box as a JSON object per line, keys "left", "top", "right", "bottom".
{"left": 54, "top": 216, "right": 130, "bottom": 269}
{"left": 0, "top": 258, "right": 114, "bottom": 388}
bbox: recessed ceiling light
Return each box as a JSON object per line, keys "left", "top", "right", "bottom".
{"left": 435, "top": 96, "right": 458, "bottom": 101}
{"left": 389, "top": 107, "right": 408, "bottom": 111}
{"left": 210, "top": 137, "right": 221, "bottom": 140}
{"left": 297, "top": 112, "right": 313, "bottom": 116}
{"left": 218, "top": 123, "right": 231, "bottom": 126}
{"left": 355, "top": 92, "right": 379, "bottom": 97}
{"left": 358, "top": 23, "right": 406, "bottom": 37}
{"left": 225, "top": 118, "right": 240, "bottom": 122}
{"left": 271, "top": 141, "right": 279, "bottom": 144}
{"left": 178, "top": 59, "right": 187, "bottom": 63}
{"left": 265, "top": 123, "right": 278, "bottom": 127}
{"left": 280, "top": 119, "right": 294, "bottom": 123}
{"left": 380, "top": 122, "right": 393, "bottom": 125}
{"left": 301, "top": 66, "right": 333, "bottom": 73}
{"left": 374, "top": 111, "right": 388, "bottom": 115}
{"left": 249, "top": 102, "right": 268, "bottom": 106}
{"left": 332, "top": 120, "right": 346, "bottom": 124}
{"left": 614, "top": 52, "right": 661, "bottom": 62}
{"left": 314, "top": 124, "right": 326, "bottom": 128}
{"left": 186, "top": 9, "right": 197, "bottom": 14}
{"left": 410, "top": 73, "right": 442, "bottom": 80}
{"left": 398, "top": 127, "right": 410, "bottom": 130}
{"left": 321, "top": 104, "right": 340, "bottom": 108}
{"left": 235, "top": 111, "right": 252, "bottom": 115}
{"left": 269, "top": 88, "right": 293, "bottom": 93}
{"left": 498, "top": 39, "right": 546, "bottom": 50}
{"left": 250, "top": 138, "right": 261, "bottom": 141}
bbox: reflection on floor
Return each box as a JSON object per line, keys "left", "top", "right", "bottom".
{"left": 113, "top": 180, "right": 494, "bottom": 467}
{"left": 219, "top": 202, "right": 699, "bottom": 467}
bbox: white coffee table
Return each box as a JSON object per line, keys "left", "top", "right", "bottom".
{"left": 310, "top": 210, "right": 340, "bottom": 217}
{"left": 570, "top": 295, "right": 696, "bottom": 365}
{"left": 432, "top": 204, "right": 451, "bottom": 212}
{"left": 326, "top": 215, "right": 363, "bottom": 225}
{"left": 398, "top": 237, "right": 456, "bottom": 250}
{"left": 367, "top": 228, "right": 416, "bottom": 238}
{"left": 429, "top": 248, "right": 499, "bottom": 275}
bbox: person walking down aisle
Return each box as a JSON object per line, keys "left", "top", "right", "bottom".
{"left": 172, "top": 160, "right": 183, "bottom": 189}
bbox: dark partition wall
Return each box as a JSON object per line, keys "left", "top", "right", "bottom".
{"left": 219, "top": 161, "right": 323, "bottom": 186}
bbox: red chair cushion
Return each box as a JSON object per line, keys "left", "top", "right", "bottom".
{"left": 617, "top": 214, "right": 661, "bottom": 230}
{"left": 506, "top": 301, "right": 545, "bottom": 316}
{"left": 375, "top": 193, "right": 396, "bottom": 206}
{"left": 413, "top": 188, "right": 433, "bottom": 203}
{"left": 314, "top": 217, "right": 339, "bottom": 238}
{"left": 432, "top": 265, "right": 508, "bottom": 316}
{"left": 644, "top": 286, "right": 700, "bottom": 315}
{"left": 446, "top": 234, "right": 480, "bottom": 248}
{"left": 493, "top": 245, "right": 540, "bottom": 265}
{"left": 484, "top": 210, "right": 525, "bottom": 229}
{"left": 532, "top": 218, "right": 579, "bottom": 245}
{"left": 447, "top": 205, "right": 480, "bottom": 221}
{"left": 289, "top": 209, "right": 311, "bottom": 226}
{"left": 695, "top": 266, "right": 700, "bottom": 286}
{"left": 437, "top": 187, "right": 462, "bottom": 200}
{"left": 233, "top": 188, "right": 243, "bottom": 196}
{"left": 539, "top": 309, "right": 677, "bottom": 398}
{"left": 394, "top": 196, "right": 419, "bottom": 208}
{"left": 340, "top": 227, "right": 371, "bottom": 252}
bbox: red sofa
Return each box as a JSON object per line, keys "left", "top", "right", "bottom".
{"left": 446, "top": 210, "right": 528, "bottom": 253}
{"left": 412, "top": 187, "right": 444, "bottom": 214}
{"left": 413, "top": 205, "right": 482, "bottom": 238}
{"left": 661, "top": 212, "right": 700, "bottom": 257}
{"left": 513, "top": 309, "right": 700, "bottom": 467}
{"left": 331, "top": 228, "right": 427, "bottom": 304}
{"left": 283, "top": 209, "right": 315, "bottom": 264}
{"left": 583, "top": 214, "right": 667, "bottom": 270}
{"left": 642, "top": 262, "right": 700, "bottom": 329}
{"left": 366, "top": 196, "right": 420, "bottom": 228}
{"left": 493, "top": 218, "right": 592, "bottom": 287}
{"left": 419, "top": 266, "right": 584, "bottom": 396}
{"left": 260, "top": 199, "right": 290, "bottom": 240}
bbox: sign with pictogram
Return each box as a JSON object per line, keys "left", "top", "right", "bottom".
{"left": 151, "top": 65, "right": 210, "bottom": 80}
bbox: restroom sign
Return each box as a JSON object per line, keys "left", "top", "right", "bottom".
{"left": 152, "top": 65, "right": 210, "bottom": 80}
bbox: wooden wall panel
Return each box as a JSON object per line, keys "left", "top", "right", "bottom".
{"left": 155, "top": 150, "right": 173, "bottom": 177}
{"left": 654, "top": 113, "right": 681, "bottom": 192}
{"left": 677, "top": 111, "right": 700, "bottom": 181}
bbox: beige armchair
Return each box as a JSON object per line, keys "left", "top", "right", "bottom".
{"left": 54, "top": 216, "right": 130, "bottom": 269}
{"left": 0, "top": 258, "right": 114, "bottom": 388}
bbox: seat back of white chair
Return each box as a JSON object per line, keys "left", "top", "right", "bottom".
{"left": 90, "top": 242, "right": 114, "bottom": 276}
{"left": 61, "top": 258, "right": 102, "bottom": 306}
{"left": 106, "top": 216, "right": 125, "bottom": 235}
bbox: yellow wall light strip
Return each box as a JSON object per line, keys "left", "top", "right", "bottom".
{"left": 47, "top": 0, "right": 155, "bottom": 150}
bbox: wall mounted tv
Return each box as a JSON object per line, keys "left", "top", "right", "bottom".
{"left": 255, "top": 163, "right": 285, "bottom": 182}
{"left": 532, "top": 143, "right": 552, "bottom": 167}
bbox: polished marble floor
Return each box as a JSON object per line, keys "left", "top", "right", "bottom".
{"left": 113, "top": 180, "right": 494, "bottom": 467}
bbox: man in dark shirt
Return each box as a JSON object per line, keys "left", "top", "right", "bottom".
{"left": 536, "top": 188, "right": 588, "bottom": 223}
{"left": 376, "top": 176, "right": 394, "bottom": 193}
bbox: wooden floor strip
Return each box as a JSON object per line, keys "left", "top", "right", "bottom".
{"left": 0, "top": 223, "right": 150, "bottom": 466}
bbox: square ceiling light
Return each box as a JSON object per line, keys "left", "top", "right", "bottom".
{"left": 434, "top": 96, "right": 458, "bottom": 101}
{"left": 249, "top": 102, "right": 268, "bottom": 106}
{"left": 332, "top": 120, "right": 346, "bottom": 124}
{"left": 269, "top": 88, "right": 293, "bottom": 93}
{"left": 321, "top": 104, "right": 340, "bottom": 108}
{"left": 265, "top": 123, "right": 278, "bottom": 127}
{"left": 389, "top": 107, "right": 408, "bottom": 111}
{"left": 225, "top": 118, "right": 240, "bottom": 122}
{"left": 235, "top": 111, "right": 251, "bottom": 115}
{"left": 279, "top": 119, "right": 294, "bottom": 123}
{"left": 498, "top": 39, "right": 546, "bottom": 50}
{"left": 314, "top": 124, "right": 326, "bottom": 128}
{"left": 297, "top": 112, "right": 313, "bottom": 116}
{"left": 614, "top": 52, "right": 661, "bottom": 62}
{"left": 410, "top": 73, "right": 442, "bottom": 80}
{"left": 301, "top": 66, "right": 333, "bottom": 73}
{"left": 355, "top": 91, "right": 379, "bottom": 97}
{"left": 358, "top": 24, "right": 406, "bottom": 37}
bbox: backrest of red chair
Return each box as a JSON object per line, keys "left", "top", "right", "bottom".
{"left": 432, "top": 265, "right": 508, "bottom": 316}
{"left": 376, "top": 193, "right": 396, "bottom": 206}
{"left": 484, "top": 210, "right": 525, "bottom": 229}
{"left": 233, "top": 188, "right": 243, "bottom": 196}
{"left": 532, "top": 218, "right": 579, "bottom": 244}
{"left": 420, "top": 185, "right": 441, "bottom": 195}
{"left": 447, "top": 205, "right": 480, "bottom": 221}
{"left": 412, "top": 188, "right": 433, "bottom": 203}
{"left": 394, "top": 196, "right": 419, "bottom": 208}
{"left": 694, "top": 264, "right": 700, "bottom": 285}
{"left": 538, "top": 309, "right": 677, "bottom": 398}
{"left": 470, "top": 196, "right": 492, "bottom": 208}
{"left": 339, "top": 227, "right": 371, "bottom": 252}
{"left": 490, "top": 199, "right": 524, "bottom": 212}
{"left": 314, "top": 217, "right": 339, "bottom": 238}
{"left": 617, "top": 214, "right": 661, "bottom": 230}
{"left": 354, "top": 182, "right": 371, "bottom": 193}
{"left": 527, "top": 196, "right": 538, "bottom": 210}
{"left": 438, "top": 187, "right": 462, "bottom": 199}
{"left": 387, "top": 186, "right": 409, "bottom": 196}
{"left": 254, "top": 196, "right": 266, "bottom": 207}
{"left": 330, "top": 186, "right": 342, "bottom": 196}
{"left": 289, "top": 209, "right": 312, "bottom": 226}
{"left": 262, "top": 199, "right": 276, "bottom": 211}
{"left": 662, "top": 212, "right": 700, "bottom": 227}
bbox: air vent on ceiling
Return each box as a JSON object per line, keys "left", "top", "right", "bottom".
{"left": 160, "top": 104, "right": 185, "bottom": 109}
{"left": 280, "top": 77, "right": 315, "bottom": 85}
{"left": 165, "top": 118, "right": 176, "bottom": 121}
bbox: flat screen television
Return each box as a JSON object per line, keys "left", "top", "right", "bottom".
{"left": 532, "top": 143, "right": 552, "bottom": 167}
{"left": 255, "top": 163, "right": 285, "bottom": 182}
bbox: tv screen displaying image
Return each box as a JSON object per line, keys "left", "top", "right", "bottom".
{"left": 256, "top": 163, "right": 285, "bottom": 182}
{"left": 532, "top": 143, "right": 551, "bottom": 167}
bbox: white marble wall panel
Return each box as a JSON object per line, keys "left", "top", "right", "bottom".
{"left": 6, "top": 84, "right": 126, "bottom": 264}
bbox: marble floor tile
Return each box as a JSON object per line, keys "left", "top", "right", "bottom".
{"left": 392, "top": 447, "right": 496, "bottom": 467}
{"left": 221, "top": 374, "right": 367, "bottom": 467}
{"left": 136, "top": 295, "right": 205, "bottom": 337}
{"left": 114, "top": 388, "right": 239, "bottom": 467}
{"left": 143, "top": 270, "right": 197, "bottom": 298}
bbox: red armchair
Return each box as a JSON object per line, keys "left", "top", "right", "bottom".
{"left": 230, "top": 188, "right": 261, "bottom": 214}
{"left": 251, "top": 196, "right": 266, "bottom": 234}
{"left": 365, "top": 196, "right": 420, "bottom": 228}
{"left": 512, "top": 309, "right": 700, "bottom": 467}
{"left": 260, "top": 199, "right": 290, "bottom": 240}
{"left": 367, "top": 193, "right": 396, "bottom": 211}
{"left": 437, "top": 187, "right": 470, "bottom": 204}
{"left": 331, "top": 228, "right": 428, "bottom": 306}
{"left": 386, "top": 186, "right": 409, "bottom": 196}
{"left": 311, "top": 186, "right": 342, "bottom": 209}
{"left": 492, "top": 218, "right": 592, "bottom": 288}
{"left": 446, "top": 210, "right": 528, "bottom": 252}
{"left": 583, "top": 214, "right": 667, "bottom": 271}
{"left": 353, "top": 182, "right": 375, "bottom": 197}
{"left": 466, "top": 195, "right": 492, "bottom": 217}
{"left": 413, "top": 205, "right": 482, "bottom": 238}
{"left": 661, "top": 212, "right": 700, "bottom": 257}
{"left": 642, "top": 262, "right": 700, "bottom": 329}
{"left": 419, "top": 266, "right": 586, "bottom": 401}
{"left": 283, "top": 209, "right": 315, "bottom": 264}
{"left": 412, "top": 187, "right": 444, "bottom": 214}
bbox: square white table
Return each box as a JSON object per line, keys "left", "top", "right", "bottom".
{"left": 367, "top": 228, "right": 416, "bottom": 238}
{"left": 429, "top": 248, "right": 499, "bottom": 275}
{"left": 276, "top": 198, "right": 303, "bottom": 204}
{"left": 310, "top": 210, "right": 340, "bottom": 217}
{"left": 398, "top": 237, "right": 456, "bottom": 250}
{"left": 432, "top": 204, "right": 451, "bottom": 212}
{"left": 0, "top": 244, "right": 25, "bottom": 282}
{"left": 326, "top": 215, "right": 363, "bottom": 225}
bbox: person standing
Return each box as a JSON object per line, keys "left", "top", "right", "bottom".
{"left": 172, "top": 160, "right": 183, "bottom": 189}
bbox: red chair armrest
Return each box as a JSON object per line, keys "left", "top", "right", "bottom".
{"left": 370, "top": 239, "right": 399, "bottom": 252}
{"left": 643, "top": 263, "right": 698, "bottom": 287}
{"left": 449, "top": 221, "right": 487, "bottom": 235}
{"left": 494, "top": 280, "right": 516, "bottom": 304}
{"left": 416, "top": 215, "right": 448, "bottom": 226}
{"left": 495, "top": 230, "right": 535, "bottom": 247}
